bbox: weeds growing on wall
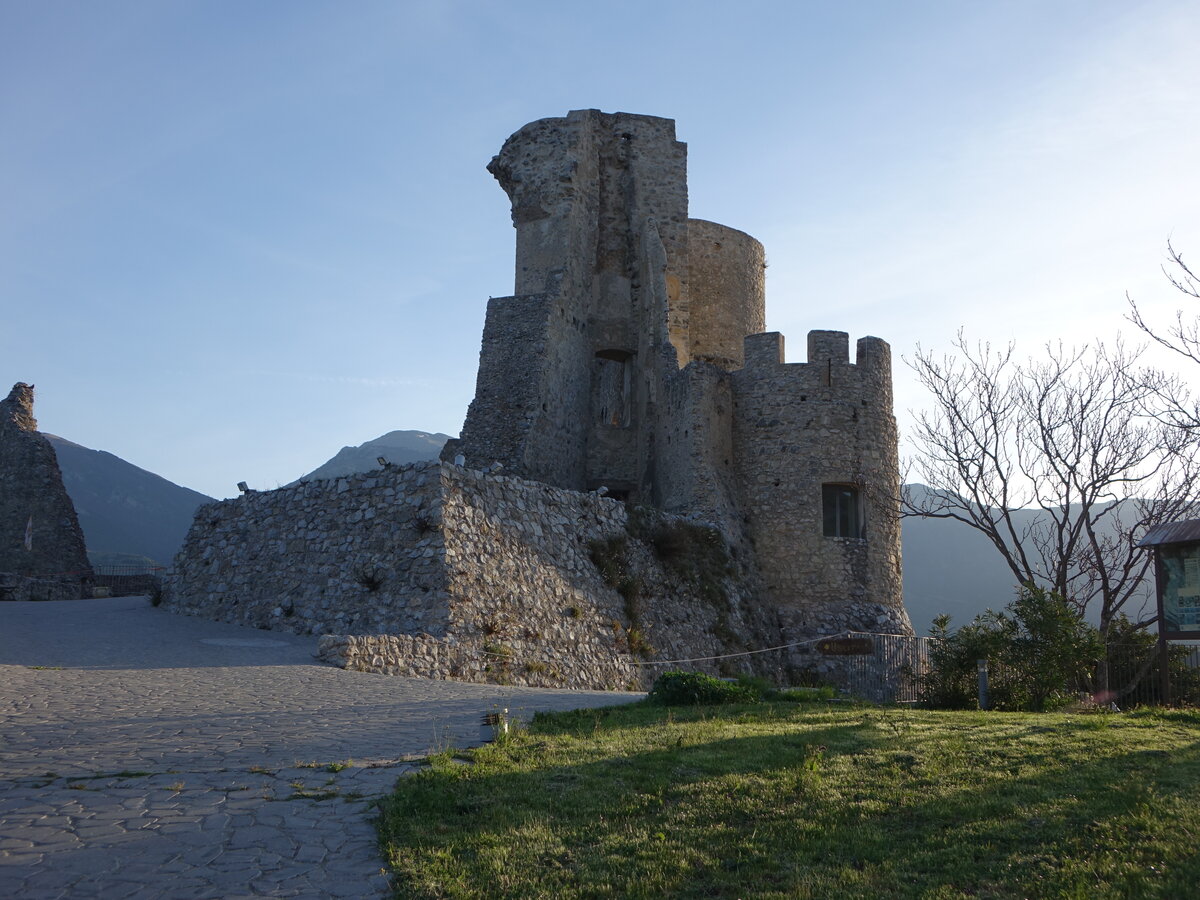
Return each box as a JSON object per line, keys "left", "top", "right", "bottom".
{"left": 587, "top": 534, "right": 649, "bottom": 643}
{"left": 626, "top": 507, "right": 733, "bottom": 608}
{"left": 350, "top": 562, "right": 385, "bottom": 592}
{"left": 589, "top": 508, "right": 743, "bottom": 660}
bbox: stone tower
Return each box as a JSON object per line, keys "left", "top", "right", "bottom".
{"left": 446, "top": 110, "right": 910, "bottom": 642}
{"left": 0, "top": 383, "right": 91, "bottom": 591}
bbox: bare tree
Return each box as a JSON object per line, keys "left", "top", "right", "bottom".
{"left": 1127, "top": 241, "right": 1200, "bottom": 431}
{"left": 905, "top": 333, "right": 1200, "bottom": 641}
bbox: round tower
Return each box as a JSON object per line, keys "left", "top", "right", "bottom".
{"left": 686, "top": 219, "right": 765, "bottom": 369}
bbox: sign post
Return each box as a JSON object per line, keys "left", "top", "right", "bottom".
{"left": 1138, "top": 520, "right": 1200, "bottom": 706}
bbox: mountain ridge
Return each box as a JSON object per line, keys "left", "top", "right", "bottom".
{"left": 46, "top": 434, "right": 214, "bottom": 567}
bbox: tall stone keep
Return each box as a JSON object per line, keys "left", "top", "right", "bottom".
{"left": 0, "top": 384, "right": 91, "bottom": 583}
{"left": 447, "top": 110, "right": 911, "bottom": 644}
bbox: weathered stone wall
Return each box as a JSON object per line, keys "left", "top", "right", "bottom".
{"left": 0, "top": 572, "right": 87, "bottom": 602}
{"left": 167, "top": 461, "right": 777, "bottom": 690}
{"left": 732, "top": 331, "right": 910, "bottom": 647}
{"left": 0, "top": 383, "right": 91, "bottom": 592}
{"left": 166, "top": 462, "right": 450, "bottom": 635}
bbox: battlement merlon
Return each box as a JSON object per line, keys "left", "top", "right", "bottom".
{"left": 739, "top": 330, "right": 894, "bottom": 405}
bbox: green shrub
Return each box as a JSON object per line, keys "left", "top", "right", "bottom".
{"left": 648, "top": 670, "right": 758, "bottom": 706}
{"left": 921, "top": 584, "right": 1102, "bottom": 711}
{"left": 733, "top": 673, "right": 778, "bottom": 698}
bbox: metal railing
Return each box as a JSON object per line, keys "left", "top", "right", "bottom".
{"left": 1099, "top": 642, "right": 1200, "bottom": 707}
{"left": 90, "top": 565, "right": 165, "bottom": 598}
{"left": 833, "top": 631, "right": 935, "bottom": 703}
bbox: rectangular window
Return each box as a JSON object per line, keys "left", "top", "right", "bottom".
{"left": 823, "top": 484, "right": 862, "bottom": 538}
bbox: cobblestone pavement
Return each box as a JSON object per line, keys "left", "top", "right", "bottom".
{"left": 0, "top": 596, "right": 641, "bottom": 898}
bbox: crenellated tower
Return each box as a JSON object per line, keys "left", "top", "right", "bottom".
{"left": 447, "top": 110, "right": 911, "bottom": 645}
{"left": 732, "top": 331, "right": 908, "bottom": 636}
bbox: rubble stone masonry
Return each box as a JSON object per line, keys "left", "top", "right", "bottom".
{"left": 166, "top": 461, "right": 775, "bottom": 690}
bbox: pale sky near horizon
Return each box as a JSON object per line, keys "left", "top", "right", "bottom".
{"left": 4, "top": 0, "right": 1200, "bottom": 500}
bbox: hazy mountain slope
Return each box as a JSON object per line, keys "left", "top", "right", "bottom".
{"left": 898, "top": 485, "right": 1154, "bottom": 634}
{"left": 46, "top": 435, "right": 214, "bottom": 567}
{"left": 900, "top": 507, "right": 1022, "bottom": 634}
{"left": 294, "top": 430, "right": 452, "bottom": 483}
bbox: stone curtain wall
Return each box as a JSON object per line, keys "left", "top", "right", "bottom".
{"left": 168, "top": 461, "right": 771, "bottom": 690}
{"left": 166, "top": 463, "right": 451, "bottom": 636}
{"left": 0, "top": 383, "right": 91, "bottom": 600}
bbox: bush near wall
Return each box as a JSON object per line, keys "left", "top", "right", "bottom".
{"left": 920, "top": 585, "right": 1102, "bottom": 711}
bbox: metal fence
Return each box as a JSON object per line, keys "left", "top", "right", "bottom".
{"left": 824, "top": 631, "right": 935, "bottom": 704}
{"left": 1099, "top": 642, "right": 1200, "bottom": 707}
{"left": 90, "top": 565, "right": 165, "bottom": 598}
{"left": 908, "top": 637, "right": 1200, "bottom": 709}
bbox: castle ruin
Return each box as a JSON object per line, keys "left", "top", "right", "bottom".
{"left": 167, "top": 111, "right": 912, "bottom": 691}
{"left": 445, "top": 110, "right": 910, "bottom": 642}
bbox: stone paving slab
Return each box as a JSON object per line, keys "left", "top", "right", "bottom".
{"left": 0, "top": 596, "right": 641, "bottom": 898}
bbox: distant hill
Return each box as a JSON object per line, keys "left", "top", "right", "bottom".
{"left": 899, "top": 486, "right": 1026, "bottom": 634}
{"left": 897, "top": 485, "right": 1158, "bottom": 634}
{"left": 46, "top": 435, "right": 214, "bottom": 568}
{"left": 293, "top": 430, "right": 452, "bottom": 483}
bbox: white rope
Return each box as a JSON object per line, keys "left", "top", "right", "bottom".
{"left": 470, "top": 629, "right": 926, "bottom": 667}
{"left": 629, "top": 631, "right": 852, "bottom": 667}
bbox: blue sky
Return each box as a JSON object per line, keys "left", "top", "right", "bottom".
{"left": 4, "top": 0, "right": 1199, "bottom": 499}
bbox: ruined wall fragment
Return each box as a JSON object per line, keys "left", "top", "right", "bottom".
{"left": 0, "top": 383, "right": 91, "bottom": 600}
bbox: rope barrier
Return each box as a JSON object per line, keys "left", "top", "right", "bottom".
{"left": 629, "top": 632, "right": 851, "bottom": 666}
{"left": 468, "top": 630, "right": 909, "bottom": 668}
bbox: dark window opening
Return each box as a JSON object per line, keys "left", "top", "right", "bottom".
{"left": 823, "top": 484, "right": 862, "bottom": 538}
{"left": 593, "top": 350, "right": 632, "bottom": 427}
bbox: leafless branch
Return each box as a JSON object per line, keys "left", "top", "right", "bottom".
{"left": 904, "top": 333, "right": 1200, "bottom": 637}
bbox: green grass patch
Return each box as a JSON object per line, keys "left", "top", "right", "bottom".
{"left": 377, "top": 702, "right": 1200, "bottom": 898}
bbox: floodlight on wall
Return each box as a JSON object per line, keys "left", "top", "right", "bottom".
{"left": 377, "top": 456, "right": 389, "bottom": 468}
{"left": 237, "top": 482, "right": 249, "bottom": 493}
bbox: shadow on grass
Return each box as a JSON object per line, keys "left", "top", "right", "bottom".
{"left": 378, "top": 704, "right": 1200, "bottom": 899}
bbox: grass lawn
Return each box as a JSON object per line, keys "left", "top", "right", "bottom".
{"left": 376, "top": 701, "right": 1200, "bottom": 899}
